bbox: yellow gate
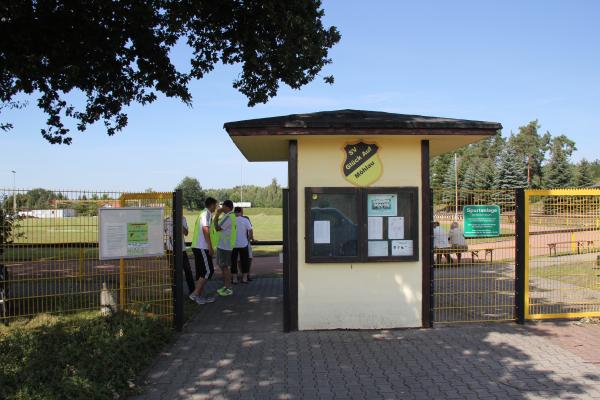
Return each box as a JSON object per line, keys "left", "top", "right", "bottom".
{"left": 525, "top": 189, "right": 600, "bottom": 320}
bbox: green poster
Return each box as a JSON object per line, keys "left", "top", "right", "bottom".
{"left": 127, "top": 223, "right": 148, "bottom": 244}
{"left": 463, "top": 205, "right": 500, "bottom": 238}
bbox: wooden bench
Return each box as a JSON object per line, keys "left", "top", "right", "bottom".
{"left": 434, "top": 248, "right": 495, "bottom": 264}
{"left": 548, "top": 240, "right": 594, "bottom": 256}
{"left": 470, "top": 248, "right": 495, "bottom": 263}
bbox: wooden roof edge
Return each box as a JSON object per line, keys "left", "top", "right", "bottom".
{"left": 226, "top": 126, "right": 500, "bottom": 137}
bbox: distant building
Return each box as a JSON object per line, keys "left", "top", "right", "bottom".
{"left": 593, "top": 182, "right": 600, "bottom": 188}
{"left": 18, "top": 209, "right": 76, "bottom": 218}
{"left": 233, "top": 202, "right": 252, "bottom": 208}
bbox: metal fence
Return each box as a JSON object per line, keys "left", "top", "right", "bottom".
{"left": 432, "top": 189, "right": 516, "bottom": 324}
{"left": 0, "top": 189, "right": 174, "bottom": 324}
{"left": 525, "top": 189, "right": 600, "bottom": 320}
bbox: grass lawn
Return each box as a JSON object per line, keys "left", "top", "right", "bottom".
{"left": 12, "top": 216, "right": 100, "bottom": 243}
{"left": 183, "top": 207, "right": 282, "bottom": 241}
{"left": 0, "top": 311, "right": 172, "bottom": 400}
{"left": 532, "top": 260, "right": 600, "bottom": 291}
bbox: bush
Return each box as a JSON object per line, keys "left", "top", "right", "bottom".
{"left": 0, "top": 312, "right": 171, "bottom": 400}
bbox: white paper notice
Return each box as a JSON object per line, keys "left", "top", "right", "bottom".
{"left": 391, "top": 240, "right": 413, "bottom": 256}
{"left": 103, "top": 223, "right": 127, "bottom": 258}
{"left": 368, "top": 241, "right": 388, "bottom": 257}
{"left": 314, "top": 220, "right": 331, "bottom": 244}
{"left": 368, "top": 217, "right": 383, "bottom": 239}
{"left": 388, "top": 217, "right": 404, "bottom": 239}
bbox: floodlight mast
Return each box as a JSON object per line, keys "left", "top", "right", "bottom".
{"left": 11, "top": 170, "right": 16, "bottom": 213}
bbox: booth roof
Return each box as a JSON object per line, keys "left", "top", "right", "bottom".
{"left": 225, "top": 109, "right": 501, "bottom": 131}
{"left": 224, "top": 109, "right": 502, "bottom": 161}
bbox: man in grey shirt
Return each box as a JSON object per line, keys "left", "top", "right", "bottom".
{"left": 214, "top": 200, "right": 235, "bottom": 297}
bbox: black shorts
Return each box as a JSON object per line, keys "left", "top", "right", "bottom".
{"left": 231, "top": 246, "right": 250, "bottom": 274}
{"left": 192, "top": 248, "right": 214, "bottom": 280}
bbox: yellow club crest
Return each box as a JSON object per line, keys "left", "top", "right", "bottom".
{"left": 341, "top": 141, "right": 383, "bottom": 186}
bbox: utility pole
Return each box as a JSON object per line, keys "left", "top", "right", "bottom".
{"left": 11, "top": 170, "right": 16, "bottom": 213}
{"left": 454, "top": 154, "right": 458, "bottom": 221}
{"left": 240, "top": 161, "right": 243, "bottom": 202}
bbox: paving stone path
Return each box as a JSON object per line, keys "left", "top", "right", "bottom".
{"left": 133, "top": 277, "right": 600, "bottom": 400}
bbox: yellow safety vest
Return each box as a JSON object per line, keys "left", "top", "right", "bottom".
{"left": 192, "top": 211, "right": 236, "bottom": 251}
{"left": 212, "top": 212, "right": 237, "bottom": 250}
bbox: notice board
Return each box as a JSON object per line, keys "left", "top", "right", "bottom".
{"left": 99, "top": 207, "right": 165, "bottom": 260}
{"left": 305, "top": 187, "right": 418, "bottom": 263}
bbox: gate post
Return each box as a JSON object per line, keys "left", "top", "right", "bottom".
{"left": 515, "top": 188, "right": 526, "bottom": 324}
{"left": 282, "top": 188, "right": 291, "bottom": 332}
{"left": 172, "top": 189, "right": 184, "bottom": 331}
{"left": 421, "top": 140, "right": 433, "bottom": 328}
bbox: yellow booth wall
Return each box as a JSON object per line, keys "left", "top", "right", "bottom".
{"left": 297, "top": 136, "right": 423, "bottom": 330}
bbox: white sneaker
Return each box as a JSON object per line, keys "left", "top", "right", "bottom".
{"left": 204, "top": 296, "right": 216, "bottom": 303}
{"left": 194, "top": 296, "right": 208, "bottom": 305}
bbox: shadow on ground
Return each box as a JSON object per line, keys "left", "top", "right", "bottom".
{"left": 133, "top": 277, "right": 600, "bottom": 400}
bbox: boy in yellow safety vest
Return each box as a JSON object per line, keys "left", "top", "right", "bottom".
{"left": 189, "top": 197, "right": 218, "bottom": 305}
{"left": 214, "top": 199, "right": 236, "bottom": 297}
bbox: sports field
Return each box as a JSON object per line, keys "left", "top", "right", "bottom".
{"left": 183, "top": 208, "right": 283, "bottom": 256}
{"left": 8, "top": 207, "right": 283, "bottom": 256}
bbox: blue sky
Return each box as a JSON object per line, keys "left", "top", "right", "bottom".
{"left": 2, "top": 0, "right": 599, "bottom": 191}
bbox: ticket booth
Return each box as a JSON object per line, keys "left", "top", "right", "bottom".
{"left": 224, "top": 110, "right": 501, "bottom": 331}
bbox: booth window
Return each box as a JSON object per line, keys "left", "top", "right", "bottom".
{"left": 305, "top": 187, "right": 419, "bottom": 263}
{"left": 306, "top": 188, "right": 360, "bottom": 262}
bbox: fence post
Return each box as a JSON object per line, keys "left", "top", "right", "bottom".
{"left": 119, "top": 258, "right": 126, "bottom": 310}
{"left": 420, "top": 140, "right": 433, "bottom": 328}
{"left": 429, "top": 188, "right": 435, "bottom": 326}
{"left": 515, "top": 188, "right": 526, "bottom": 324}
{"left": 78, "top": 248, "right": 85, "bottom": 280}
{"left": 172, "top": 190, "right": 184, "bottom": 331}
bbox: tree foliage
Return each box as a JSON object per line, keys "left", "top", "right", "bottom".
{"left": 430, "top": 119, "right": 596, "bottom": 190}
{"left": 589, "top": 160, "right": 600, "bottom": 183}
{"left": 574, "top": 159, "right": 595, "bottom": 188}
{"left": 176, "top": 177, "right": 205, "bottom": 210}
{"left": 0, "top": 208, "right": 23, "bottom": 253}
{"left": 1, "top": 1, "right": 341, "bottom": 144}
{"left": 430, "top": 153, "right": 452, "bottom": 188}
{"left": 441, "top": 156, "right": 457, "bottom": 203}
{"left": 543, "top": 140, "right": 574, "bottom": 188}
{"left": 507, "top": 120, "right": 550, "bottom": 187}
{"left": 473, "top": 158, "right": 497, "bottom": 190}
{"left": 2, "top": 188, "right": 65, "bottom": 210}
{"left": 495, "top": 145, "right": 528, "bottom": 189}
{"left": 205, "top": 178, "right": 283, "bottom": 208}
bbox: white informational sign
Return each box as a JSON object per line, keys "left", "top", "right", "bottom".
{"left": 368, "top": 217, "right": 383, "bottom": 240}
{"left": 313, "top": 220, "right": 331, "bottom": 244}
{"left": 388, "top": 216, "right": 405, "bottom": 239}
{"left": 368, "top": 240, "right": 388, "bottom": 257}
{"left": 99, "top": 207, "right": 165, "bottom": 260}
{"left": 367, "top": 194, "right": 397, "bottom": 217}
{"left": 391, "top": 240, "right": 413, "bottom": 256}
